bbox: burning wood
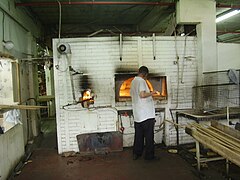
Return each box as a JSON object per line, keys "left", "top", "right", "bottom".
{"left": 80, "top": 89, "right": 94, "bottom": 108}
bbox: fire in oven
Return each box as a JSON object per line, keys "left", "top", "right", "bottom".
{"left": 80, "top": 89, "right": 94, "bottom": 108}
{"left": 115, "top": 73, "right": 167, "bottom": 102}
{"left": 79, "top": 75, "right": 94, "bottom": 108}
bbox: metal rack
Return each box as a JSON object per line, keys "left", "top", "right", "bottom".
{"left": 192, "top": 69, "right": 240, "bottom": 111}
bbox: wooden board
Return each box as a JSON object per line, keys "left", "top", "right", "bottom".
{"left": 37, "top": 95, "right": 55, "bottom": 102}
{"left": 186, "top": 127, "right": 240, "bottom": 167}
{"left": 0, "top": 104, "right": 48, "bottom": 110}
{"left": 211, "top": 121, "right": 240, "bottom": 140}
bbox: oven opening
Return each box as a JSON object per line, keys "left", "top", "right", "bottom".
{"left": 80, "top": 89, "right": 94, "bottom": 108}
{"left": 115, "top": 74, "right": 167, "bottom": 102}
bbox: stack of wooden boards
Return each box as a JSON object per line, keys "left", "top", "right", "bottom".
{"left": 185, "top": 121, "right": 240, "bottom": 166}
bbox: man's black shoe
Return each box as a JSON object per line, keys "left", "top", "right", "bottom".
{"left": 133, "top": 154, "right": 141, "bottom": 160}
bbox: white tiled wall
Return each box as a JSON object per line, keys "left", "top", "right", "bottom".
{"left": 53, "top": 36, "right": 198, "bottom": 153}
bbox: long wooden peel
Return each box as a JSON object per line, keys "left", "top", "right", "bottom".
{"left": 185, "top": 121, "right": 240, "bottom": 167}
{"left": 0, "top": 104, "right": 48, "bottom": 110}
{"left": 186, "top": 126, "right": 240, "bottom": 167}
{"left": 191, "top": 122, "right": 240, "bottom": 150}
{"left": 190, "top": 122, "right": 240, "bottom": 151}
{"left": 190, "top": 126, "right": 240, "bottom": 154}
{"left": 208, "top": 126, "right": 240, "bottom": 145}
{"left": 211, "top": 121, "right": 240, "bottom": 140}
{"left": 197, "top": 122, "right": 240, "bottom": 147}
{"left": 191, "top": 123, "right": 240, "bottom": 154}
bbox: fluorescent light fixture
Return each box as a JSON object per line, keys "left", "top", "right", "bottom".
{"left": 2, "top": 40, "right": 14, "bottom": 50}
{"left": 216, "top": 9, "right": 240, "bottom": 23}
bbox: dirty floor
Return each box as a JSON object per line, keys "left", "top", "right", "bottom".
{"left": 14, "top": 148, "right": 200, "bottom": 180}
{"left": 12, "top": 118, "right": 240, "bottom": 180}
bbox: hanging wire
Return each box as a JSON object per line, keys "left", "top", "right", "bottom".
{"left": 174, "top": 27, "right": 180, "bottom": 108}
{"left": 180, "top": 28, "right": 196, "bottom": 83}
{"left": 2, "top": 11, "right": 5, "bottom": 41}
{"left": 180, "top": 35, "right": 187, "bottom": 84}
{"left": 55, "top": 1, "right": 64, "bottom": 71}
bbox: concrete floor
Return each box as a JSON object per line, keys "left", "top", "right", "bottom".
{"left": 12, "top": 118, "right": 240, "bottom": 180}
{"left": 14, "top": 148, "right": 200, "bottom": 180}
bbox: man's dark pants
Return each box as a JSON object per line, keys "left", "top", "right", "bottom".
{"left": 133, "top": 118, "right": 155, "bottom": 160}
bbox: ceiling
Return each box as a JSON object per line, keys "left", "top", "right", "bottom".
{"left": 15, "top": 0, "right": 240, "bottom": 44}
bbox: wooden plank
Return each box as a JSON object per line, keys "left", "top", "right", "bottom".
{"left": 37, "top": 95, "right": 55, "bottom": 102}
{"left": 191, "top": 128, "right": 240, "bottom": 167}
{"left": 0, "top": 104, "right": 48, "bottom": 110}
{"left": 192, "top": 122, "right": 240, "bottom": 151}
{"left": 211, "top": 121, "right": 240, "bottom": 140}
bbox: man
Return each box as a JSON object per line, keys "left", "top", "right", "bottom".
{"left": 130, "top": 66, "right": 158, "bottom": 160}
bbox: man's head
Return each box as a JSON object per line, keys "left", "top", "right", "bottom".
{"left": 138, "top": 66, "right": 149, "bottom": 79}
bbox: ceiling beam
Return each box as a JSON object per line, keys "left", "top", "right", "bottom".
{"left": 15, "top": 1, "right": 176, "bottom": 7}
{"left": 15, "top": 1, "right": 240, "bottom": 9}
{"left": 218, "top": 34, "right": 240, "bottom": 43}
{"left": 216, "top": 4, "right": 240, "bottom": 9}
{"left": 217, "top": 31, "right": 240, "bottom": 35}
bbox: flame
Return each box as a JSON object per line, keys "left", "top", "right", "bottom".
{"left": 146, "top": 80, "right": 153, "bottom": 92}
{"left": 120, "top": 77, "right": 133, "bottom": 96}
{"left": 83, "top": 90, "right": 92, "bottom": 100}
{"left": 118, "top": 76, "right": 167, "bottom": 100}
{"left": 119, "top": 78, "right": 154, "bottom": 96}
{"left": 161, "top": 78, "right": 166, "bottom": 96}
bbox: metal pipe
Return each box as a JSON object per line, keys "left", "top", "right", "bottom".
{"left": 227, "top": 106, "right": 229, "bottom": 125}
{"left": 152, "top": 33, "right": 156, "bottom": 60}
{"left": 119, "top": 33, "right": 122, "bottom": 61}
{"left": 57, "top": 31, "right": 168, "bottom": 37}
{"left": 176, "top": 112, "right": 179, "bottom": 146}
{"left": 16, "top": 1, "right": 176, "bottom": 7}
{"left": 16, "top": 2, "right": 240, "bottom": 8}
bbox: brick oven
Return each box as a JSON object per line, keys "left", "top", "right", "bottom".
{"left": 53, "top": 36, "right": 198, "bottom": 153}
